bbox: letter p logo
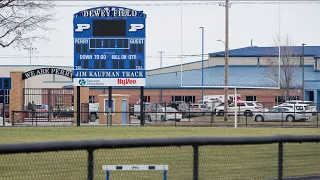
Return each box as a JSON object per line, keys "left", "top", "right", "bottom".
{"left": 75, "top": 24, "right": 90, "bottom": 32}
{"left": 128, "top": 24, "right": 144, "bottom": 32}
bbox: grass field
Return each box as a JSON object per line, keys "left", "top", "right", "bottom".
{"left": 0, "top": 127, "right": 320, "bottom": 180}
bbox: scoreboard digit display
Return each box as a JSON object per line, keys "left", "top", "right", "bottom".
{"left": 73, "top": 6, "right": 146, "bottom": 86}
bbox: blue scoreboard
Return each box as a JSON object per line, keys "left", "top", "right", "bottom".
{"left": 73, "top": 6, "right": 146, "bottom": 86}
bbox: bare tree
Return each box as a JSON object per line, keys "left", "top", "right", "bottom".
{"left": 0, "top": 0, "right": 56, "bottom": 49}
{"left": 265, "top": 35, "right": 300, "bottom": 103}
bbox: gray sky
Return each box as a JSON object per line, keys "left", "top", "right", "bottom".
{"left": 1, "top": 1, "right": 319, "bottom": 70}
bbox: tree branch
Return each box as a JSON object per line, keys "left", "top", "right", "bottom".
{"left": 0, "top": 0, "right": 56, "bottom": 48}
{"left": 265, "top": 34, "right": 297, "bottom": 100}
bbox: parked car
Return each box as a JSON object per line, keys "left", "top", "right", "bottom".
{"left": 35, "top": 104, "right": 50, "bottom": 117}
{"left": 147, "top": 107, "right": 182, "bottom": 122}
{"left": 53, "top": 106, "right": 74, "bottom": 118}
{"left": 134, "top": 102, "right": 151, "bottom": 120}
{"left": 274, "top": 103, "right": 311, "bottom": 112}
{"left": 215, "top": 101, "right": 267, "bottom": 117}
{"left": 167, "top": 101, "right": 189, "bottom": 118}
{"left": 0, "top": 105, "right": 9, "bottom": 118}
{"left": 280, "top": 100, "right": 317, "bottom": 115}
{"left": 213, "top": 102, "right": 226, "bottom": 115}
{"left": 253, "top": 106, "right": 312, "bottom": 122}
{"left": 189, "top": 103, "right": 212, "bottom": 116}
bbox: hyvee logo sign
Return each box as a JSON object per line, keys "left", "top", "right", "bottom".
{"left": 117, "top": 79, "right": 137, "bottom": 86}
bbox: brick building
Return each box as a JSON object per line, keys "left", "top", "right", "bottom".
{"left": 1, "top": 46, "right": 320, "bottom": 110}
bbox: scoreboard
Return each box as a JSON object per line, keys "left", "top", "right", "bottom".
{"left": 73, "top": 6, "right": 146, "bottom": 86}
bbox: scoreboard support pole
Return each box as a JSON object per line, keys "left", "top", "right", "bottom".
{"left": 77, "top": 86, "right": 81, "bottom": 126}
{"left": 140, "top": 86, "right": 144, "bottom": 126}
{"left": 108, "top": 86, "right": 112, "bottom": 126}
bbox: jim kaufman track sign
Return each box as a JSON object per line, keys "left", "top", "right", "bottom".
{"left": 73, "top": 6, "right": 146, "bottom": 86}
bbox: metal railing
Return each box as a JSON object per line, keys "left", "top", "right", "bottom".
{"left": 0, "top": 135, "right": 320, "bottom": 180}
{"left": 8, "top": 110, "right": 320, "bottom": 128}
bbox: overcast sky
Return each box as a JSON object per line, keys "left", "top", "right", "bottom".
{"left": 1, "top": 1, "right": 319, "bottom": 70}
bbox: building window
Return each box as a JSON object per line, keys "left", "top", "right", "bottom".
{"left": 275, "top": 96, "right": 300, "bottom": 104}
{"left": 172, "top": 96, "right": 182, "bottom": 101}
{"left": 246, "top": 96, "right": 257, "bottom": 101}
{"left": 143, "top": 96, "right": 150, "bottom": 102}
{"left": 71, "top": 96, "right": 74, "bottom": 106}
{"left": 289, "top": 96, "right": 300, "bottom": 100}
{"left": 171, "top": 96, "right": 195, "bottom": 103}
{"left": 54, "top": 95, "right": 64, "bottom": 107}
{"left": 89, "top": 96, "right": 95, "bottom": 103}
{"left": 184, "top": 96, "right": 195, "bottom": 103}
{"left": 0, "top": 90, "right": 9, "bottom": 104}
{"left": 275, "top": 96, "right": 285, "bottom": 104}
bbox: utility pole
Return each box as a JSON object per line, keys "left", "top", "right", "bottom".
{"left": 23, "top": 47, "right": 37, "bottom": 65}
{"left": 158, "top": 51, "right": 164, "bottom": 68}
{"left": 220, "top": 0, "right": 231, "bottom": 121}
{"left": 200, "top": 27, "right": 204, "bottom": 104}
{"left": 302, "top": 43, "right": 306, "bottom": 101}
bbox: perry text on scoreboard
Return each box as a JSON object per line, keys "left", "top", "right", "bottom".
{"left": 73, "top": 6, "right": 146, "bottom": 87}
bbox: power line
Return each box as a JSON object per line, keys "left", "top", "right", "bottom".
{"left": 54, "top": 1, "right": 320, "bottom": 7}
{"left": 0, "top": 54, "right": 210, "bottom": 59}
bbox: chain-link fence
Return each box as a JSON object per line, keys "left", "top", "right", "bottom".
{"left": 7, "top": 101, "right": 320, "bottom": 127}
{"left": 0, "top": 135, "right": 320, "bottom": 180}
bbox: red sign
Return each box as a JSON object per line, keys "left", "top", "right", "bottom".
{"left": 117, "top": 79, "right": 137, "bottom": 86}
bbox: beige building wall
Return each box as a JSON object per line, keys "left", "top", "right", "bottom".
{"left": 147, "top": 57, "right": 259, "bottom": 75}
{"left": 259, "top": 57, "right": 314, "bottom": 65}
{"left": 147, "top": 56, "right": 316, "bottom": 75}
{"left": 147, "top": 60, "right": 210, "bottom": 75}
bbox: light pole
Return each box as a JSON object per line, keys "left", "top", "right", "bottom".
{"left": 158, "top": 51, "right": 164, "bottom": 68}
{"left": 302, "top": 43, "right": 306, "bottom": 101}
{"left": 200, "top": 27, "right": 204, "bottom": 104}
{"left": 23, "top": 47, "right": 37, "bottom": 65}
{"left": 220, "top": 0, "right": 231, "bottom": 121}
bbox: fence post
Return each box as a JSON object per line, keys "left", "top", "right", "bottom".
{"left": 193, "top": 145, "right": 199, "bottom": 180}
{"left": 189, "top": 104, "right": 191, "bottom": 122}
{"left": 12, "top": 111, "right": 14, "bottom": 126}
{"left": 281, "top": 112, "right": 284, "bottom": 127}
{"left": 210, "top": 112, "right": 213, "bottom": 127}
{"left": 175, "top": 112, "right": 177, "bottom": 127}
{"left": 87, "top": 149, "right": 94, "bottom": 180}
{"left": 278, "top": 142, "right": 283, "bottom": 180}
{"left": 317, "top": 112, "right": 319, "bottom": 128}
{"left": 245, "top": 114, "right": 248, "bottom": 127}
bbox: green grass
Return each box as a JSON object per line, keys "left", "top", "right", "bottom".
{"left": 0, "top": 127, "right": 320, "bottom": 180}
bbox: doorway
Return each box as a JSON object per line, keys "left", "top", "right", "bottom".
{"left": 305, "top": 90, "right": 314, "bottom": 102}
{"left": 121, "top": 100, "right": 127, "bottom": 124}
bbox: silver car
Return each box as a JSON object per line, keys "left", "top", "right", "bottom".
{"left": 253, "top": 107, "right": 312, "bottom": 122}
{"left": 189, "top": 103, "right": 212, "bottom": 116}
